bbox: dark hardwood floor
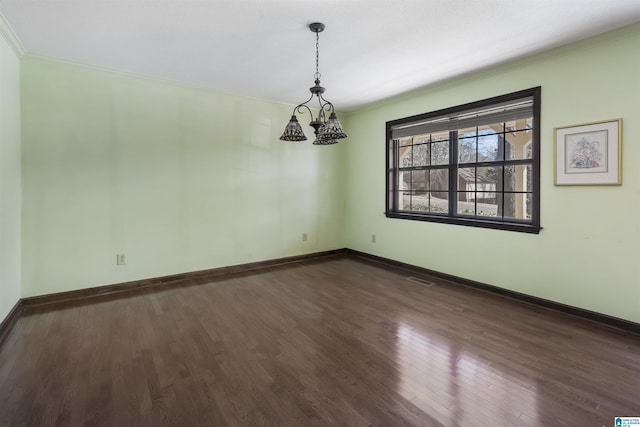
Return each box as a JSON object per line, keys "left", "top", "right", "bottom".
{"left": 0, "top": 256, "right": 638, "bottom": 426}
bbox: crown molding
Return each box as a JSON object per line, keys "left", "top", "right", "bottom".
{"left": 0, "top": 10, "right": 26, "bottom": 56}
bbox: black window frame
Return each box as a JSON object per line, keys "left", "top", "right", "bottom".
{"left": 385, "top": 87, "right": 541, "bottom": 234}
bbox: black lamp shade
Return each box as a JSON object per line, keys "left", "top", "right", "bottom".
{"left": 280, "top": 115, "right": 307, "bottom": 141}
{"left": 317, "top": 112, "right": 347, "bottom": 142}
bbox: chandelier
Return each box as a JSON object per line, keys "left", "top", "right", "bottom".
{"left": 280, "top": 22, "right": 347, "bottom": 145}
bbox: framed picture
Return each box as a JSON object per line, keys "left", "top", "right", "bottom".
{"left": 554, "top": 119, "right": 622, "bottom": 185}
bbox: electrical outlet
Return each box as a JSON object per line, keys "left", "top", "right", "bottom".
{"left": 302, "top": 233, "right": 308, "bottom": 242}
{"left": 372, "top": 234, "right": 377, "bottom": 243}
{"left": 116, "top": 254, "right": 126, "bottom": 265}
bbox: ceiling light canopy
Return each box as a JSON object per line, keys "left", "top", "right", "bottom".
{"left": 280, "top": 22, "right": 347, "bottom": 145}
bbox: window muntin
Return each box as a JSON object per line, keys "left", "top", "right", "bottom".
{"left": 386, "top": 87, "right": 541, "bottom": 233}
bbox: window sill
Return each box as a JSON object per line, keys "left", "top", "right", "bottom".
{"left": 385, "top": 211, "right": 542, "bottom": 234}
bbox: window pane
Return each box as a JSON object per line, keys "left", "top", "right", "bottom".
{"left": 457, "top": 192, "right": 475, "bottom": 215}
{"left": 458, "top": 126, "right": 476, "bottom": 164}
{"left": 504, "top": 165, "right": 531, "bottom": 192}
{"left": 503, "top": 193, "right": 532, "bottom": 220}
{"left": 505, "top": 118, "right": 533, "bottom": 132}
{"left": 409, "top": 170, "right": 428, "bottom": 191}
{"left": 400, "top": 145, "right": 412, "bottom": 167}
{"left": 401, "top": 191, "right": 411, "bottom": 210}
{"left": 458, "top": 135, "right": 476, "bottom": 163}
{"left": 477, "top": 132, "right": 501, "bottom": 162}
{"left": 477, "top": 198, "right": 498, "bottom": 217}
{"left": 429, "top": 191, "right": 449, "bottom": 214}
{"left": 411, "top": 191, "right": 429, "bottom": 212}
{"left": 430, "top": 141, "right": 449, "bottom": 165}
{"left": 412, "top": 143, "right": 429, "bottom": 167}
{"left": 457, "top": 167, "right": 475, "bottom": 191}
{"left": 401, "top": 170, "right": 411, "bottom": 189}
{"left": 477, "top": 166, "right": 501, "bottom": 193}
{"left": 505, "top": 130, "right": 533, "bottom": 160}
{"left": 430, "top": 169, "right": 448, "bottom": 192}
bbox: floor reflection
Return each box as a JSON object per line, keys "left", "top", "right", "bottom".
{"left": 396, "top": 323, "right": 539, "bottom": 426}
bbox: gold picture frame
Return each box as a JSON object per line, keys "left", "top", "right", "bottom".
{"left": 554, "top": 118, "right": 622, "bottom": 185}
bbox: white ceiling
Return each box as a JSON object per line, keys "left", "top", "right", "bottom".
{"left": 1, "top": 1, "right": 639, "bottom": 111}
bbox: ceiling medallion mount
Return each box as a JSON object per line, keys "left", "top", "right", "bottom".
{"left": 309, "top": 22, "right": 325, "bottom": 33}
{"left": 279, "top": 22, "right": 347, "bottom": 145}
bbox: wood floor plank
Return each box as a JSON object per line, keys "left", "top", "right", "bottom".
{"left": 0, "top": 256, "right": 638, "bottom": 426}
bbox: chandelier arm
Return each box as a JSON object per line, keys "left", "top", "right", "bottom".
{"left": 318, "top": 93, "right": 335, "bottom": 111}
{"left": 294, "top": 92, "right": 315, "bottom": 111}
{"left": 294, "top": 103, "right": 314, "bottom": 119}
{"left": 315, "top": 96, "right": 324, "bottom": 120}
{"left": 319, "top": 101, "right": 334, "bottom": 116}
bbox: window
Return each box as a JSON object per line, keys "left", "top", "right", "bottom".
{"left": 386, "top": 87, "right": 541, "bottom": 233}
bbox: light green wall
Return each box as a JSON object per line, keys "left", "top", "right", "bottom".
{"left": 21, "top": 57, "right": 345, "bottom": 297}
{"left": 0, "top": 29, "right": 21, "bottom": 320}
{"left": 344, "top": 23, "right": 640, "bottom": 323}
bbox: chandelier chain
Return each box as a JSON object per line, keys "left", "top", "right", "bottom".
{"left": 314, "top": 30, "right": 321, "bottom": 81}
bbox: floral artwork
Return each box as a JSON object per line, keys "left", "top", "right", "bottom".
{"left": 565, "top": 130, "right": 607, "bottom": 173}
{"left": 555, "top": 119, "right": 621, "bottom": 185}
